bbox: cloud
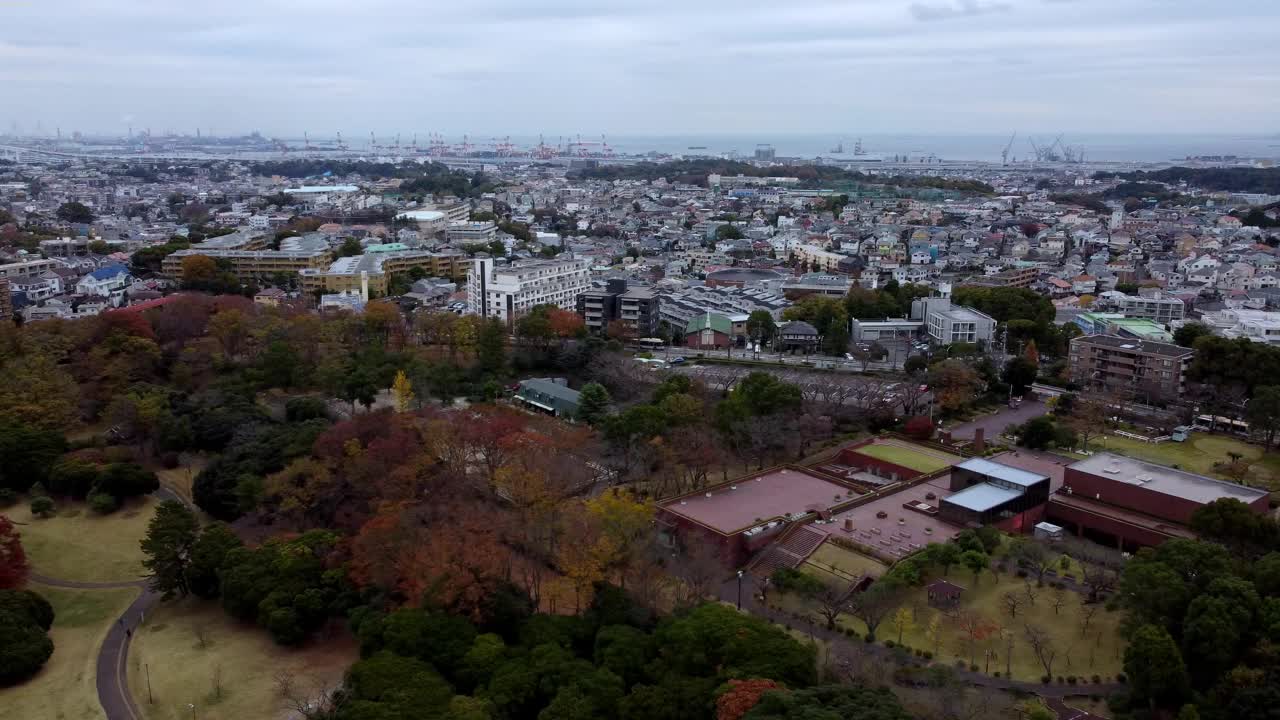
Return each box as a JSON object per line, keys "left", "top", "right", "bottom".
{"left": 0, "top": 0, "right": 1275, "bottom": 135}
{"left": 909, "top": 0, "right": 1012, "bottom": 22}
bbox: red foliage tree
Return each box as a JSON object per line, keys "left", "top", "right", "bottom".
{"left": 0, "top": 515, "right": 30, "bottom": 589}
{"left": 95, "top": 308, "right": 157, "bottom": 342}
{"left": 903, "top": 415, "right": 935, "bottom": 441}
{"left": 716, "top": 679, "right": 784, "bottom": 720}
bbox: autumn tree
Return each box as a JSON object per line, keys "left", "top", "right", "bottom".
{"left": 180, "top": 254, "right": 219, "bottom": 286}
{"left": 889, "top": 606, "right": 913, "bottom": 644}
{"left": 391, "top": 370, "right": 415, "bottom": 412}
{"left": 928, "top": 359, "right": 981, "bottom": 416}
{"left": 957, "top": 611, "right": 998, "bottom": 667}
{"left": 0, "top": 516, "right": 29, "bottom": 589}
{"left": 716, "top": 678, "right": 783, "bottom": 720}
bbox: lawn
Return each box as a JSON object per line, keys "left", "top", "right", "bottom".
{"left": 1095, "top": 432, "right": 1280, "bottom": 490}
{"left": 0, "top": 583, "right": 139, "bottom": 720}
{"left": 128, "top": 598, "right": 357, "bottom": 720}
{"left": 774, "top": 567, "right": 1126, "bottom": 683}
{"left": 854, "top": 442, "right": 960, "bottom": 474}
{"left": 804, "top": 543, "right": 888, "bottom": 583}
{"left": 10, "top": 496, "right": 156, "bottom": 583}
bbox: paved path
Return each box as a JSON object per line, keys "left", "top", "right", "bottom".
{"left": 28, "top": 485, "right": 191, "bottom": 720}
{"left": 948, "top": 400, "right": 1050, "bottom": 441}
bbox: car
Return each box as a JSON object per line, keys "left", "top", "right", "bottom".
{"left": 844, "top": 353, "right": 854, "bottom": 360}
{"left": 918, "top": 384, "right": 929, "bottom": 392}
{"left": 669, "top": 356, "right": 686, "bottom": 365}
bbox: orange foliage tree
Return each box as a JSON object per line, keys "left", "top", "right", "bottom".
{"left": 716, "top": 679, "right": 784, "bottom": 720}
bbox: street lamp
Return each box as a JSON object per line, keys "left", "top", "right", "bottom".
{"left": 736, "top": 570, "right": 744, "bottom": 610}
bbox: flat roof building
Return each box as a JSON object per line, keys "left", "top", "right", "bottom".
{"left": 1047, "top": 452, "right": 1269, "bottom": 550}
{"left": 1068, "top": 334, "right": 1193, "bottom": 402}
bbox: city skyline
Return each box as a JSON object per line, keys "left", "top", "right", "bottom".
{"left": 2, "top": 0, "right": 1277, "bottom": 137}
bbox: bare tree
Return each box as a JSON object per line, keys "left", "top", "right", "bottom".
{"left": 1050, "top": 587, "right": 1067, "bottom": 615}
{"left": 212, "top": 664, "right": 223, "bottom": 700}
{"left": 815, "top": 582, "right": 853, "bottom": 630}
{"left": 1022, "top": 579, "right": 1038, "bottom": 607}
{"left": 1079, "top": 601, "right": 1101, "bottom": 638}
{"left": 675, "top": 541, "right": 724, "bottom": 607}
{"left": 276, "top": 673, "right": 337, "bottom": 720}
{"left": 1023, "top": 624, "right": 1058, "bottom": 678}
{"left": 1001, "top": 591, "right": 1023, "bottom": 619}
{"left": 1081, "top": 563, "right": 1117, "bottom": 604}
{"left": 194, "top": 623, "right": 209, "bottom": 649}
{"left": 847, "top": 580, "right": 905, "bottom": 641}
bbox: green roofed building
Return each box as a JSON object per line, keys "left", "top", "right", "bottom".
{"left": 515, "top": 378, "right": 581, "bottom": 417}
{"left": 685, "top": 312, "right": 733, "bottom": 349}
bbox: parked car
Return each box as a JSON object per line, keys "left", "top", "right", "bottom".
{"left": 670, "top": 356, "right": 686, "bottom": 365}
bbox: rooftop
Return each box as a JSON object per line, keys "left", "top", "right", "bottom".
{"left": 944, "top": 482, "right": 1023, "bottom": 512}
{"left": 954, "top": 457, "right": 1049, "bottom": 487}
{"left": 1071, "top": 334, "right": 1193, "bottom": 357}
{"left": 286, "top": 185, "right": 360, "bottom": 194}
{"left": 1068, "top": 452, "right": 1269, "bottom": 505}
{"left": 661, "top": 467, "right": 856, "bottom": 534}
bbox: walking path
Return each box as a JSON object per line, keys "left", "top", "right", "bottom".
{"left": 27, "top": 486, "right": 189, "bottom": 720}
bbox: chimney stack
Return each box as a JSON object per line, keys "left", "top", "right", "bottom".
{"left": 973, "top": 428, "right": 986, "bottom": 454}
{"left": 360, "top": 271, "right": 369, "bottom": 302}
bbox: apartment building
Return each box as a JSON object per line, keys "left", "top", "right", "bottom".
{"left": 1069, "top": 334, "right": 1193, "bottom": 399}
{"left": 0, "top": 258, "right": 60, "bottom": 281}
{"left": 576, "top": 279, "right": 661, "bottom": 337}
{"left": 468, "top": 257, "right": 592, "bottom": 325}
{"left": 446, "top": 221, "right": 497, "bottom": 245}
{"left": 1114, "top": 291, "right": 1185, "bottom": 324}
{"left": 965, "top": 266, "right": 1039, "bottom": 289}
{"left": 162, "top": 247, "right": 332, "bottom": 279}
{"left": 790, "top": 244, "right": 847, "bottom": 273}
{"left": 299, "top": 250, "right": 468, "bottom": 297}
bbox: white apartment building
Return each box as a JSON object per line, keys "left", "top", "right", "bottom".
{"left": 446, "top": 221, "right": 497, "bottom": 244}
{"left": 467, "top": 257, "right": 592, "bottom": 325}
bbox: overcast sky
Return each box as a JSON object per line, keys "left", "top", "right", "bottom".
{"left": 2, "top": 0, "right": 1277, "bottom": 137}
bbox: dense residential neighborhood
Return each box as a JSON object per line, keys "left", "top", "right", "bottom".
{"left": 3, "top": 144, "right": 1280, "bottom": 720}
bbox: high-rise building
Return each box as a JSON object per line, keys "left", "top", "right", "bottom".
{"left": 468, "top": 256, "right": 592, "bottom": 325}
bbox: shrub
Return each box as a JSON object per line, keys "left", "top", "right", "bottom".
{"left": 1042, "top": 675, "right": 1052, "bottom": 684}
{"left": 93, "top": 463, "right": 159, "bottom": 500}
{"left": 994, "top": 671, "right": 1001, "bottom": 678}
{"left": 1116, "top": 673, "right": 1127, "bottom": 684}
{"left": 285, "top": 396, "right": 328, "bottom": 422}
{"left": 864, "top": 634, "right": 874, "bottom": 644}
{"left": 1016, "top": 568, "right": 1029, "bottom": 578}
{"left": 29, "top": 496, "right": 55, "bottom": 519}
{"left": 0, "top": 589, "right": 56, "bottom": 684}
{"left": 160, "top": 452, "right": 181, "bottom": 469}
{"left": 1091, "top": 674, "right": 1102, "bottom": 684}
{"left": 0, "top": 489, "right": 15, "bottom": 507}
{"left": 923, "top": 651, "right": 933, "bottom": 660}
{"left": 970, "top": 664, "right": 979, "bottom": 672}
{"left": 884, "top": 640, "right": 895, "bottom": 649}
{"left": 914, "top": 649, "right": 922, "bottom": 657}
{"left": 1067, "top": 676, "right": 1077, "bottom": 685}
{"left": 87, "top": 492, "right": 119, "bottom": 515}
{"left": 1056, "top": 676, "right": 1065, "bottom": 684}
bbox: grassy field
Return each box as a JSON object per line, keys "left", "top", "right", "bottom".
{"left": 855, "top": 442, "right": 961, "bottom": 473}
{"left": 1096, "top": 432, "right": 1280, "bottom": 490}
{"left": 10, "top": 497, "right": 156, "bottom": 583}
{"left": 0, "top": 583, "right": 139, "bottom": 720}
{"left": 128, "top": 599, "right": 357, "bottom": 720}
{"left": 804, "top": 543, "right": 889, "bottom": 583}
{"left": 775, "top": 567, "right": 1126, "bottom": 683}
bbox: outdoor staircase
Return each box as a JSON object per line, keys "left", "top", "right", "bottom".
{"left": 750, "top": 525, "right": 827, "bottom": 576}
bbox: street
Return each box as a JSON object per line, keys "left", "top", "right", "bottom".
{"left": 948, "top": 399, "right": 1050, "bottom": 441}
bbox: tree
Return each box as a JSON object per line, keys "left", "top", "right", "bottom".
{"left": 1246, "top": 385, "right": 1280, "bottom": 448}
{"left": 188, "top": 523, "right": 242, "bottom": 599}
{"left": 889, "top": 606, "right": 914, "bottom": 644}
{"left": 741, "top": 684, "right": 910, "bottom": 720}
{"left": 1124, "top": 624, "right": 1188, "bottom": 708}
{"left": 29, "top": 496, "right": 55, "bottom": 519}
{"left": 847, "top": 580, "right": 905, "bottom": 641}
{"left": 928, "top": 360, "right": 981, "bottom": 415}
{"left": 745, "top": 311, "right": 777, "bottom": 345}
{"left": 1002, "top": 357, "right": 1038, "bottom": 396}
{"left": 902, "top": 416, "right": 934, "bottom": 441}
{"left": 960, "top": 550, "right": 988, "bottom": 586}
{"left": 576, "top": 383, "right": 612, "bottom": 426}
{"left": 1022, "top": 624, "right": 1057, "bottom": 678}
{"left": 1018, "top": 416, "right": 1057, "bottom": 450}
{"left": 0, "top": 589, "right": 55, "bottom": 685}
{"left": 1066, "top": 397, "right": 1108, "bottom": 453}
{"left": 56, "top": 201, "right": 94, "bottom": 224}
{"left": 1009, "top": 538, "right": 1055, "bottom": 586}
{"left": 1174, "top": 322, "right": 1213, "bottom": 349}
{"left": 391, "top": 370, "right": 415, "bottom": 412}
{"left": 140, "top": 500, "right": 199, "bottom": 599}
{"left": 717, "top": 679, "right": 783, "bottom": 720}
{"left": 180, "top": 254, "right": 219, "bottom": 287}
{"left": 476, "top": 318, "right": 507, "bottom": 375}
{"left": 0, "top": 516, "right": 28, "bottom": 589}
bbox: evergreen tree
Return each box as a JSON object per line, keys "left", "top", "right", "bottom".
{"left": 140, "top": 500, "right": 199, "bottom": 599}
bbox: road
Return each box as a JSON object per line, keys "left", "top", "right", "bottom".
{"left": 948, "top": 400, "right": 1050, "bottom": 441}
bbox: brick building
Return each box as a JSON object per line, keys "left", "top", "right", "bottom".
{"left": 1068, "top": 334, "right": 1193, "bottom": 400}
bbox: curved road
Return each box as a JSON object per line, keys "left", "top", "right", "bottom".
{"left": 28, "top": 486, "right": 189, "bottom": 720}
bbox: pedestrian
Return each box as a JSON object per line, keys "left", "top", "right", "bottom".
{"left": 126, "top": 628, "right": 132, "bottom": 638}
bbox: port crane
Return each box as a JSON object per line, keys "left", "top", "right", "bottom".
{"left": 1001, "top": 131, "right": 1017, "bottom": 165}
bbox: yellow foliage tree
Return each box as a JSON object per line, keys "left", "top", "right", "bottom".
{"left": 392, "top": 370, "right": 415, "bottom": 412}
{"left": 925, "top": 612, "right": 943, "bottom": 655}
{"left": 890, "top": 606, "right": 915, "bottom": 644}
